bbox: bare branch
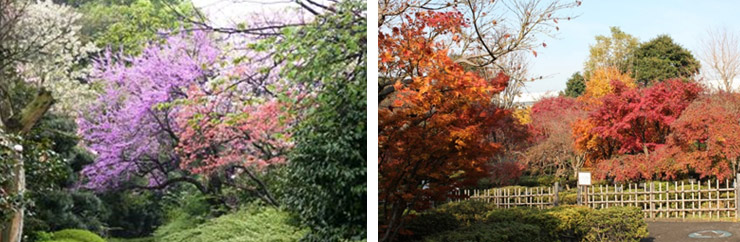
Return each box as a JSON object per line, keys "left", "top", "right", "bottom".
{"left": 700, "top": 27, "right": 740, "bottom": 93}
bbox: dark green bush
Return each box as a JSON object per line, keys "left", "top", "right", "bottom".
{"left": 402, "top": 211, "right": 460, "bottom": 241}
{"left": 425, "top": 222, "right": 543, "bottom": 242}
{"left": 26, "top": 190, "right": 109, "bottom": 236}
{"left": 101, "top": 190, "right": 165, "bottom": 238}
{"left": 274, "top": 1, "right": 367, "bottom": 240}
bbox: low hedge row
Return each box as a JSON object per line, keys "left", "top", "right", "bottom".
{"left": 37, "top": 229, "right": 105, "bottom": 242}
{"left": 403, "top": 200, "right": 648, "bottom": 242}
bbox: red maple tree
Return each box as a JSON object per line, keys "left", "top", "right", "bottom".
{"left": 379, "top": 10, "right": 509, "bottom": 241}
{"left": 658, "top": 92, "right": 740, "bottom": 180}
{"left": 525, "top": 96, "right": 586, "bottom": 178}
{"left": 578, "top": 79, "right": 702, "bottom": 181}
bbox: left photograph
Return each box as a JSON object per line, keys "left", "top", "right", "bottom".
{"left": 0, "top": 0, "right": 366, "bottom": 241}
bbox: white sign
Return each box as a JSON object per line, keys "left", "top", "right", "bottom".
{"left": 578, "top": 171, "right": 591, "bottom": 186}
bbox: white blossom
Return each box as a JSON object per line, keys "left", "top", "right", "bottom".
{"left": 13, "top": 0, "right": 99, "bottom": 115}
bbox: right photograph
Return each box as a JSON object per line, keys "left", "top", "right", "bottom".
{"left": 378, "top": 1, "right": 740, "bottom": 241}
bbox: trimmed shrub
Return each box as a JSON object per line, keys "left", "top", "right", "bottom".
{"left": 560, "top": 193, "right": 578, "bottom": 205}
{"left": 433, "top": 200, "right": 495, "bottom": 225}
{"left": 583, "top": 206, "right": 648, "bottom": 242}
{"left": 546, "top": 206, "right": 592, "bottom": 240}
{"left": 405, "top": 200, "right": 648, "bottom": 242}
{"left": 40, "top": 229, "right": 105, "bottom": 242}
{"left": 425, "top": 222, "right": 543, "bottom": 242}
{"left": 156, "top": 205, "right": 307, "bottom": 242}
{"left": 485, "top": 208, "right": 560, "bottom": 240}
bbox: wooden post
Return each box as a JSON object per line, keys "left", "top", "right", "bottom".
{"left": 577, "top": 185, "right": 582, "bottom": 205}
{"left": 735, "top": 174, "right": 740, "bottom": 220}
{"left": 554, "top": 182, "right": 559, "bottom": 206}
{"left": 649, "top": 182, "right": 655, "bottom": 219}
{"left": 681, "top": 181, "right": 686, "bottom": 221}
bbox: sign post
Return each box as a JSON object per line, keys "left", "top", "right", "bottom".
{"left": 577, "top": 171, "right": 591, "bottom": 206}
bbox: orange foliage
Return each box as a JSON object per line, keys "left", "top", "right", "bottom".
{"left": 379, "top": 10, "right": 510, "bottom": 238}
{"left": 579, "top": 66, "right": 636, "bottom": 107}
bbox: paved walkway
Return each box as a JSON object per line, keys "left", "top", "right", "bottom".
{"left": 643, "top": 222, "right": 740, "bottom": 242}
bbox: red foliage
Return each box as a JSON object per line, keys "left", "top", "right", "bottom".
{"left": 524, "top": 96, "right": 585, "bottom": 176}
{"left": 579, "top": 79, "right": 702, "bottom": 181}
{"left": 379, "top": 10, "right": 511, "bottom": 238}
{"left": 489, "top": 161, "right": 525, "bottom": 185}
{"left": 659, "top": 92, "right": 740, "bottom": 180}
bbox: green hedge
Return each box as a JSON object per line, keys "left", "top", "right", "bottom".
{"left": 38, "top": 229, "right": 105, "bottom": 242}
{"left": 404, "top": 200, "right": 648, "bottom": 242}
{"left": 425, "top": 222, "right": 544, "bottom": 242}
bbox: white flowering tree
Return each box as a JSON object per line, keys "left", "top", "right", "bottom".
{"left": 0, "top": 1, "right": 96, "bottom": 241}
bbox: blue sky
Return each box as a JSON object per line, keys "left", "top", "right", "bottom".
{"left": 526, "top": 1, "right": 740, "bottom": 93}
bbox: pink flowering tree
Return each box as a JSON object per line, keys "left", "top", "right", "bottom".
{"left": 77, "top": 29, "right": 297, "bottom": 206}
{"left": 173, "top": 80, "right": 300, "bottom": 205}
{"left": 78, "top": 31, "right": 219, "bottom": 192}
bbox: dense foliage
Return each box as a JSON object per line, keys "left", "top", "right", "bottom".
{"left": 632, "top": 35, "right": 701, "bottom": 86}
{"left": 378, "top": 9, "right": 513, "bottom": 240}
{"left": 156, "top": 205, "right": 306, "bottom": 242}
{"left": 563, "top": 72, "right": 585, "bottom": 97}
{"left": 275, "top": 0, "right": 367, "bottom": 240}
{"left": 403, "top": 200, "right": 648, "bottom": 242}
{"left": 38, "top": 229, "right": 105, "bottom": 242}
{"left": 584, "top": 27, "right": 639, "bottom": 76}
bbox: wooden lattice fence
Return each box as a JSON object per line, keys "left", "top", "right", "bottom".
{"left": 582, "top": 179, "right": 739, "bottom": 220}
{"left": 455, "top": 185, "right": 559, "bottom": 209}
{"left": 458, "top": 177, "right": 740, "bottom": 221}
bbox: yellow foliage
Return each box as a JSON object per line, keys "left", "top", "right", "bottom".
{"left": 512, "top": 106, "right": 532, "bottom": 125}
{"left": 581, "top": 66, "right": 636, "bottom": 100}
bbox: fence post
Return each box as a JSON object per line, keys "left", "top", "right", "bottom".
{"left": 649, "top": 182, "right": 655, "bottom": 219}
{"left": 736, "top": 173, "right": 740, "bottom": 221}
{"left": 554, "top": 182, "right": 559, "bottom": 206}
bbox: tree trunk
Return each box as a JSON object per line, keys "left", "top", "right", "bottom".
{"left": 0, "top": 148, "right": 24, "bottom": 242}
{"left": 1, "top": 89, "right": 53, "bottom": 242}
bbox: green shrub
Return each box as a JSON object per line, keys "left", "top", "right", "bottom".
{"left": 546, "top": 206, "right": 592, "bottom": 240}
{"left": 101, "top": 190, "right": 164, "bottom": 238}
{"left": 485, "top": 208, "right": 559, "bottom": 240}
{"left": 156, "top": 205, "right": 307, "bottom": 242}
{"left": 582, "top": 206, "right": 648, "bottom": 242}
{"left": 434, "top": 200, "right": 495, "bottom": 225}
{"left": 402, "top": 212, "right": 460, "bottom": 241}
{"left": 407, "top": 200, "right": 648, "bottom": 242}
{"left": 152, "top": 190, "right": 210, "bottom": 238}
{"left": 40, "top": 229, "right": 105, "bottom": 242}
{"left": 275, "top": 1, "right": 367, "bottom": 241}
{"left": 26, "top": 190, "right": 110, "bottom": 237}
{"left": 517, "top": 176, "right": 539, "bottom": 187}
{"left": 560, "top": 193, "right": 577, "bottom": 205}
{"left": 425, "top": 222, "right": 543, "bottom": 242}
{"left": 43, "top": 239, "right": 79, "bottom": 242}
